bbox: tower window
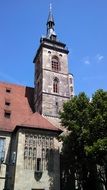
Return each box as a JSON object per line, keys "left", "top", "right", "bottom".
{"left": 53, "top": 77, "right": 59, "bottom": 93}
{"left": 56, "top": 102, "right": 58, "bottom": 106}
{"left": 48, "top": 51, "right": 51, "bottom": 54}
{"left": 56, "top": 101, "right": 59, "bottom": 114}
{"left": 51, "top": 56, "right": 59, "bottom": 72}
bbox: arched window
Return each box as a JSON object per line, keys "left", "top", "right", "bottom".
{"left": 51, "top": 56, "right": 59, "bottom": 72}
{"left": 53, "top": 77, "right": 59, "bottom": 93}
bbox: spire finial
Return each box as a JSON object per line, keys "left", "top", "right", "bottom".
{"left": 50, "top": 3, "right": 52, "bottom": 12}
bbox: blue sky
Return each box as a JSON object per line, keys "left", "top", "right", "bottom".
{"left": 0, "top": 0, "right": 107, "bottom": 97}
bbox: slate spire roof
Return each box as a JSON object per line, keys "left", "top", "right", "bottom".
{"left": 47, "top": 3, "right": 55, "bottom": 24}
{"left": 46, "top": 4, "right": 56, "bottom": 38}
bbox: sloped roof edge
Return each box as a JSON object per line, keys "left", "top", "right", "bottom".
{"left": 13, "top": 112, "right": 62, "bottom": 133}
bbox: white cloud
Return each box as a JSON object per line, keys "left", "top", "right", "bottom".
{"left": 84, "top": 60, "right": 90, "bottom": 65}
{"left": 82, "top": 54, "right": 104, "bottom": 65}
{"left": 96, "top": 54, "right": 104, "bottom": 62}
{"left": 82, "top": 56, "right": 90, "bottom": 65}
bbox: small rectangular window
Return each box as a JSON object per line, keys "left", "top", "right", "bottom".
{"left": 4, "top": 110, "right": 11, "bottom": 119}
{"left": 56, "top": 102, "right": 59, "bottom": 114}
{"left": 6, "top": 88, "right": 11, "bottom": 93}
{"left": 56, "top": 102, "right": 58, "bottom": 106}
{"left": 5, "top": 101, "right": 10, "bottom": 106}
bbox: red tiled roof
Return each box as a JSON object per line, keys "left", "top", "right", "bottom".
{"left": 17, "top": 112, "right": 61, "bottom": 132}
{"left": 0, "top": 82, "right": 61, "bottom": 133}
{"left": 0, "top": 81, "right": 34, "bottom": 132}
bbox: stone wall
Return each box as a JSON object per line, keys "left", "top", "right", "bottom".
{"left": 12, "top": 128, "right": 60, "bottom": 190}
{"left": 41, "top": 47, "right": 71, "bottom": 117}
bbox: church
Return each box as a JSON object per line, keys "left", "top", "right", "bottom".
{"left": 0, "top": 6, "right": 74, "bottom": 190}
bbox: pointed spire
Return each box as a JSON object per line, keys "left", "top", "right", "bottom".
{"left": 47, "top": 3, "right": 54, "bottom": 24}
{"left": 46, "top": 4, "right": 57, "bottom": 39}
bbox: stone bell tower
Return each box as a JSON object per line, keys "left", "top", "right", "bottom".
{"left": 33, "top": 5, "right": 74, "bottom": 117}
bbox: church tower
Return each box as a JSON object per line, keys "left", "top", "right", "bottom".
{"left": 33, "top": 5, "right": 74, "bottom": 117}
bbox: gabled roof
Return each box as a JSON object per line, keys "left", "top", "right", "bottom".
{"left": 17, "top": 112, "right": 61, "bottom": 133}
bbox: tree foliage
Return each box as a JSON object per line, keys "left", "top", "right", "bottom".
{"left": 60, "top": 89, "right": 107, "bottom": 190}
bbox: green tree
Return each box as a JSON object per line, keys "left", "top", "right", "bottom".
{"left": 60, "top": 90, "right": 107, "bottom": 190}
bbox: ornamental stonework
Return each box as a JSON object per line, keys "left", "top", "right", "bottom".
{"left": 24, "top": 133, "right": 54, "bottom": 171}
